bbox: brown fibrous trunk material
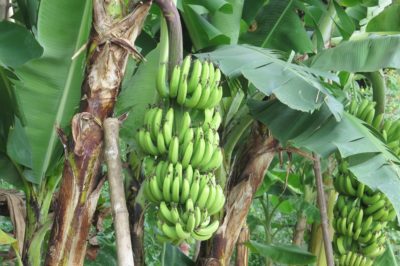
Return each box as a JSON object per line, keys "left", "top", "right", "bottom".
{"left": 45, "top": 1, "right": 151, "bottom": 265}
{"left": 235, "top": 225, "right": 249, "bottom": 266}
{"left": 198, "top": 122, "right": 278, "bottom": 266}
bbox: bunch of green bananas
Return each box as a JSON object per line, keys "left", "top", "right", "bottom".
{"left": 333, "top": 168, "right": 395, "bottom": 265}
{"left": 348, "top": 98, "right": 400, "bottom": 156}
{"left": 156, "top": 55, "right": 223, "bottom": 109}
{"left": 332, "top": 98, "right": 399, "bottom": 265}
{"left": 137, "top": 55, "right": 225, "bottom": 245}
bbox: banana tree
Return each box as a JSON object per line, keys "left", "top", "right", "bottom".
{"left": 1, "top": 0, "right": 400, "bottom": 265}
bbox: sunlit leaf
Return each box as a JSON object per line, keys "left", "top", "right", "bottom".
{"left": 197, "top": 45, "right": 342, "bottom": 117}
{"left": 366, "top": 4, "right": 400, "bottom": 32}
{"left": 249, "top": 99, "right": 400, "bottom": 223}
{"left": 310, "top": 35, "right": 400, "bottom": 72}
{"left": 13, "top": 0, "right": 92, "bottom": 182}
{"left": 246, "top": 241, "right": 316, "bottom": 264}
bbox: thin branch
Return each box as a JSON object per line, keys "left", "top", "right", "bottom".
{"left": 312, "top": 153, "right": 334, "bottom": 266}
{"left": 104, "top": 118, "right": 134, "bottom": 266}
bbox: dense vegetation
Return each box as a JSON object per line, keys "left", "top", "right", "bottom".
{"left": 1, "top": 0, "right": 400, "bottom": 265}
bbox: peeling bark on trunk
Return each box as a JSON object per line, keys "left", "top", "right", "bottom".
{"left": 45, "top": 2, "right": 151, "bottom": 265}
{"left": 235, "top": 225, "right": 249, "bottom": 266}
{"left": 198, "top": 122, "right": 278, "bottom": 266}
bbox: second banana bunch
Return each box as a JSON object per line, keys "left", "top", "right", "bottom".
{"left": 137, "top": 56, "right": 226, "bottom": 244}
{"left": 332, "top": 98, "right": 398, "bottom": 266}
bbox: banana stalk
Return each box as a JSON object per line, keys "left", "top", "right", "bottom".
{"left": 45, "top": 2, "right": 150, "bottom": 265}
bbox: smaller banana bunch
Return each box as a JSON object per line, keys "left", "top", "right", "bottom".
{"left": 137, "top": 55, "right": 225, "bottom": 245}
{"left": 347, "top": 99, "right": 400, "bottom": 156}
{"left": 333, "top": 162, "right": 396, "bottom": 266}
{"left": 156, "top": 55, "right": 223, "bottom": 109}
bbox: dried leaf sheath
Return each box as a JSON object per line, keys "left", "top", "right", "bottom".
{"left": 45, "top": 2, "right": 151, "bottom": 265}
{"left": 199, "top": 123, "right": 278, "bottom": 265}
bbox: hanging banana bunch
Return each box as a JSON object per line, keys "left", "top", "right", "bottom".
{"left": 137, "top": 55, "right": 225, "bottom": 244}
{"left": 333, "top": 99, "right": 398, "bottom": 266}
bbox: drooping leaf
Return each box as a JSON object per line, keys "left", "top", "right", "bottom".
{"left": 7, "top": 118, "right": 32, "bottom": 168}
{"left": 0, "top": 67, "right": 22, "bottom": 150}
{"left": 0, "top": 154, "right": 23, "bottom": 189}
{"left": 0, "top": 227, "right": 23, "bottom": 265}
{"left": 13, "top": 0, "right": 92, "bottom": 182}
{"left": 366, "top": 4, "right": 400, "bottom": 32}
{"left": 246, "top": 241, "right": 316, "bottom": 264}
{"left": 240, "top": 0, "right": 313, "bottom": 53}
{"left": 209, "top": 0, "right": 243, "bottom": 45}
{"left": 310, "top": 35, "right": 400, "bottom": 72}
{"left": 14, "top": 0, "right": 39, "bottom": 30}
{"left": 0, "top": 21, "right": 43, "bottom": 67}
{"left": 242, "top": 0, "right": 268, "bottom": 24}
{"left": 201, "top": 0, "right": 232, "bottom": 14}
{"left": 115, "top": 47, "right": 159, "bottom": 143}
{"left": 197, "top": 45, "right": 342, "bottom": 117}
{"left": 249, "top": 99, "right": 400, "bottom": 222}
{"left": 180, "top": 0, "right": 230, "bottom": 50}
{"left": 333, "top": 0, "right": 355, "bottom": 40}
{"left": 161, "top": 243, "right": 195, "bottom": 266}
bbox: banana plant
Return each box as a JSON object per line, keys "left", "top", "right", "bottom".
{"left": 1, "top": 0, "right": 400, "bottom": 266}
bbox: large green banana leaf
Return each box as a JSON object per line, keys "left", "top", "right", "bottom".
{"left": 249, "top": 99, "right": 400, "bottom": 222}
{"left": 115, "top": 47, "right": 159, "bottom": 142}
{"left": 246, "top": 241, "right": 316, "bottom": 264}
{"left": 310, "top": 35, "right": 400, "bottom": 72}
{"left": 240, "top": 0, "right": 313, "bottom": 53}
{"left": 12, "top": 0, "right": 92, "bottom": 183}
{"left": 197, "top": 45, "right": 342, "bottom": 118}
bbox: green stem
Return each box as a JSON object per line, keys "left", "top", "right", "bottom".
{"left": 27, "top": 215, "right": 53, "bottom": 266}
{"left": 312, "top": 0, "right": 336, "bottom": 48}
{"left": 364, "top": 71, "right": 386, "bottom": 115}
{"left": 154, "top": 0, "right": 183, "bottom": 72}
{"left": 159, "top": 17, "right": 169, "bottom": 66}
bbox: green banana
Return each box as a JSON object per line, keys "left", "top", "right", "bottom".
{"left": 180, "top": 178, "right": 190, "bottom": 203}
{"left": 181, "top": 142, "right": 194, "bottom": 168}
{"left": 159, "top": 201, "right": 176, "bottom": 224}
{"left": 186, "top": 212, "right": 196, "bottom": 232}
{"left": 197, "top": 184, "right": 210, "bottom": 209}
{"left": 149, "top": 176, "right": 163, "bottom": 201}
{"left": 361, "top": 216, "right": 373, "bottom": 235}
{"left": 157, "top": 132, "right": 167, "bottom": 154}
{"left": 161, "top": 223, "right": 179, "bottom": 240}
{"left": 362, "top": 193, "right": 381, "bottom": 205}
{"left": 200, "top": 60, "right": 210, "bottom": 88}
{"left": 187, "top": 59, "right": 202, "bottom": 93}
{"left": 156, "top": 63, "right": 169, "bottom": 97}
{"left": 195, "top": 220, "right": 219, "bottom": 236}
{"left": 189, "top": 177, "right": 200, "bottom": 203}
{"left": 168, "top": 136, "right": 179, "bottom": 164}
{"left": 151, "top": 108, "right": 163, "bottom": 140}
{"left": 171, "top": 174, "right": 180, "bottom": 203}
{"left": 202, "top": 148, "right": 223, "bottom": 172}
{"left": 196, "top": 85, "right": 211, "bottom": 109}
{"left": 162, "top": 171, "right": 172, "bottom": 202}
{"left": 169, "top": 65, "right": 181, "bottom": 98}
{"left": 175, "top": 222, "right": 190, "bottom": 240}
{"left": 365, "top": 199, "right": 386, "bottom": 215}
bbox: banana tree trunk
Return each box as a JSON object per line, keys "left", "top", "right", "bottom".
{"left": 45, "top": 1, "right": 151, "bottom": 265}
{"left": 198, "top": 122, "right": 278, "bottom": 265}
